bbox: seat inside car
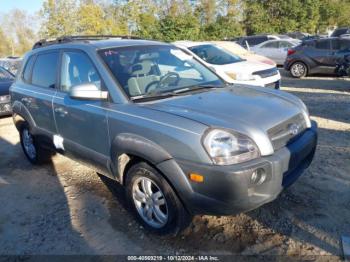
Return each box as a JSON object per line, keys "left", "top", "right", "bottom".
{"left": 127, "top": 57, "right": 160, "bottom": 96}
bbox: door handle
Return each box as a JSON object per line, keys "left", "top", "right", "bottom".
{"left": 54, "top": 107, "right": 68, "bottom": 116}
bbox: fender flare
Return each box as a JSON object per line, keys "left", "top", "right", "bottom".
{"left": 111, "top": 133, "right": 172, "bottom": 182}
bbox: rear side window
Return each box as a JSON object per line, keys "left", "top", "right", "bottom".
{"left": 22, "top": 56, "right": 35, "bottom": 83}
{"left": 261, "top": 42, "right": 279, "bottom": 48}
{"left": 315, "top": 40, "right": 331, "bottom": 50}
{"left": 32, "top": 52, "right": 59, "bottom": 88}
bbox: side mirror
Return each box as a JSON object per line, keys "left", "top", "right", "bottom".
{"left": 69, "top": 83, "right": 108, "bottom": 100}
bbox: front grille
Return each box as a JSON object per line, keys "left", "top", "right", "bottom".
{"left": 268, "top": 114, "right": 307, "bottom": 150}
{"left": 253, "top": 68, "right": 278, "bottom": 78}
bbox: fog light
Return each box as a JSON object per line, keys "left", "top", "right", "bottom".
{"left": 251, "top": 168, "right": 266, "bottom": 185}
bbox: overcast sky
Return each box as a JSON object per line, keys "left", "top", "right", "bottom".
{"left": 1, "top": 0, "right": 44, "bottom": 14}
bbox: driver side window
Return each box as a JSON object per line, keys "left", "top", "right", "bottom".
{"left": 60, "top": 51, "right": 101, "bottom": 92}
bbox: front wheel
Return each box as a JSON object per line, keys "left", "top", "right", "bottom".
{"left": 290, "top": 62, "right": 307, "bottom": 78}
{"left": 125, "top": 162, "right": 192, "bottom": 235}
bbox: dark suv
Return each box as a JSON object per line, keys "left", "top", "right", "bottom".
{"left": 284, "top": 37, "right": 350, "bottom": 78}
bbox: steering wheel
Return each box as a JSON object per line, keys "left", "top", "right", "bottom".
{"left": 145, "top": 72, "right": 180, "bottom": 93}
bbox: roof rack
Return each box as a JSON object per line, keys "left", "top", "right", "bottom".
{"left": 32, "top": 35, "right": 142, "bottom": 50}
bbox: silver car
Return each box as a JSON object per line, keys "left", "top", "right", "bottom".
{"left": 251, "top": 39, "right": 301, "bottom": 65}
{"left": 10, "top": 36, "right": 317, "bottom": 235}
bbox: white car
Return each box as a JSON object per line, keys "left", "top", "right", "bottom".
{"left": 173, "top": 41, "right": 281, "bottom": 89}
{"left": 251, "top": 39, "right": 301, "bottom": 65}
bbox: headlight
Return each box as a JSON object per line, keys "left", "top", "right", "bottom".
{"left": 225, "top": 72, "right": 256, "bottom": 81}
{"left": 203, "top": 129, "right": 260, "bottom": 165}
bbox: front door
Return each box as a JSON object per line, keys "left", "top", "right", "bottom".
{"left": 53, "top": 50, "right": 110, "bottom": 173}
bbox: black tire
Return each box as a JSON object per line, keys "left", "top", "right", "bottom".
{"left": 290, "top": 62, "right": 308, "bottom": 78}
{"left": 125, "top": 162, "right": 192, "bottom": 235}
{"left": 19, "top": 122, "right": 52, "bottom": 165}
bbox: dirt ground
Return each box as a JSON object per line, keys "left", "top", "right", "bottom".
{"left": 0, "top": 71, "right": 349, "bottom": 259}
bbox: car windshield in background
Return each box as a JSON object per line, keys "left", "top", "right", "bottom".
{"left": 189, "top": 44, "right": 244, "bottom": 65}
{"left": 99, "top": 45, "right": 223, "bottom": 99}
{"left": 0, "top": 67, "right": 14, "bottom": 82}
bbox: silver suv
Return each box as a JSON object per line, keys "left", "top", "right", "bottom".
{"left": 10, "top": 36, "right": 317, "bottom": 235}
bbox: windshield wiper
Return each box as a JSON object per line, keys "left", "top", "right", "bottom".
{"left": 131, "top": 84, "right": 223, "bottom": 102}
{"left": 173, "top": 84, "right": 222, "bottom": 94}
{"left": 131, "top": 92, "right": 178, "bottom": 102}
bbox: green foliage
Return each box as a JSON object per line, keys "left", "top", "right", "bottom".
{"left": 1, "top": 0, "right": 350, "bottom": 57}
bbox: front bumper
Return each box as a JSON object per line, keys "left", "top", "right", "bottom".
{"left": 157, "top": 121, "right": 317, "bottom": 215}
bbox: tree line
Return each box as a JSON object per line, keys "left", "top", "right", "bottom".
{"left": 0, "top": 0, "right": 349, "bottom": 57}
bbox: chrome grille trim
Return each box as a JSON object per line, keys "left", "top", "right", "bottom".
{"left": 252, "top": 68, "right": 278, "bottom": 78}
{"left": 268, "top": 114, "right": 307, "bottom": 150}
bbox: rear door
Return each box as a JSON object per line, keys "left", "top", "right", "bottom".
{"left": 53, "top": 50, "right": 110, "bottom": 173}
{"left": 21, "top": 51, "right": 59, "bottom": 134}
{"left": 311, "top": 39, "right": 334, "bottom": 73}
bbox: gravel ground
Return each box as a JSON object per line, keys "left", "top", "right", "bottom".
{"left": 0, "top": 72, "right": 349, "bottom": 259}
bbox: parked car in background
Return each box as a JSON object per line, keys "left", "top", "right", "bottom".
{"left": 0, "top": 66, "right": 15, "bottom": 116}
{"left": 285, "top": 37, "right": 350, "bottom": 78}
{"left": 0, "top": 57, "right": 22, "bottom": 75}
{"left": 331, "top": 27, "right": 350, "bottom": 37}
{"left": 251, "top": 39, "right": 301, "bottom": 65}
{"left": 174, "top": 41, "right": 281, "bottom": 89}
{"left": 286, "top": 32, "right": 310, "bottom": 40}
{"left": 211, "top": 41, "right": 276, "bottom": 66}
{"left": 236, "top": 35, "right": 293, "bottom": 49}
{"left": 11, "top": 36, "right": 317, "bottom": 235}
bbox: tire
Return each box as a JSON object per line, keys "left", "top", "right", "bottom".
{"left": 19, "top": 122, "right": 52, "bottom": 165}
{"left": 290, "top": 62, "right": 308, "bottom": 78}
{"left": 125, "top": 162, "right": 192, "bottom": 235}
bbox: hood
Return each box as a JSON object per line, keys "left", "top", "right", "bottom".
{"left": 144, "top": 86, "right": 304, "bottom": 155}
{"left": 0, "top": 81, "right": 13, "bottom": 96}
{"left": 217, "top": 60, "right": 275, "bottom": 74}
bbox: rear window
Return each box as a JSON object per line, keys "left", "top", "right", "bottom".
{"left": 261, "top": 42, "right": 279, "bottom": 48}
{"left": 22, "top": 56, "right": 35, "bottom": 83}
{"left": 315, "top": 40, "right": 331, "bottom": 50}
{"left": 331, "top": 28, "right": 349, "bottom": 37}
{"left": 32, "top": 52, "right": 59, "bottom": 88}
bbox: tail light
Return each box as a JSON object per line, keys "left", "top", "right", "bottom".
{"left": 287, "top": 49, "right": 296, "bottom": 56}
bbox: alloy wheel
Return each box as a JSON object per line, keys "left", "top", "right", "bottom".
{"left": 132, "top": 177, "right": 168, "bottom": 228}
{"left": 22, "top": 128, "right": 36, "bottom": 160}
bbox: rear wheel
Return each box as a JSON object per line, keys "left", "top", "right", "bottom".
{"left": 20, "top": 122, "right": 52, "bottom": 165}
{"left": 125, "top": 162, "right": 192, "bottom": 235}
{"left": 290, "top": 62, "right": 307, "bottom": 78}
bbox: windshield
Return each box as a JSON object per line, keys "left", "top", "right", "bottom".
{"left": 99, "top": 45, "right": 223, "bottom": 99}
{"left": 189, "top": 44, "right": 244, "bottom": 65}
{"left": 0, "top": 67, "right": 14, "bottom": 82}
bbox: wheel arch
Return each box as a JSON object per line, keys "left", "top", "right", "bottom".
{"left": 12, "top": 101, "right": 36, "bottom": 131}
{"left": 110, "top": 133, "right": 173, "bottom": 184}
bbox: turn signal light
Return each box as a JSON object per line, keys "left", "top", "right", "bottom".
{"left": 189, "top": 173, "right": 204, "bottom": 183}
